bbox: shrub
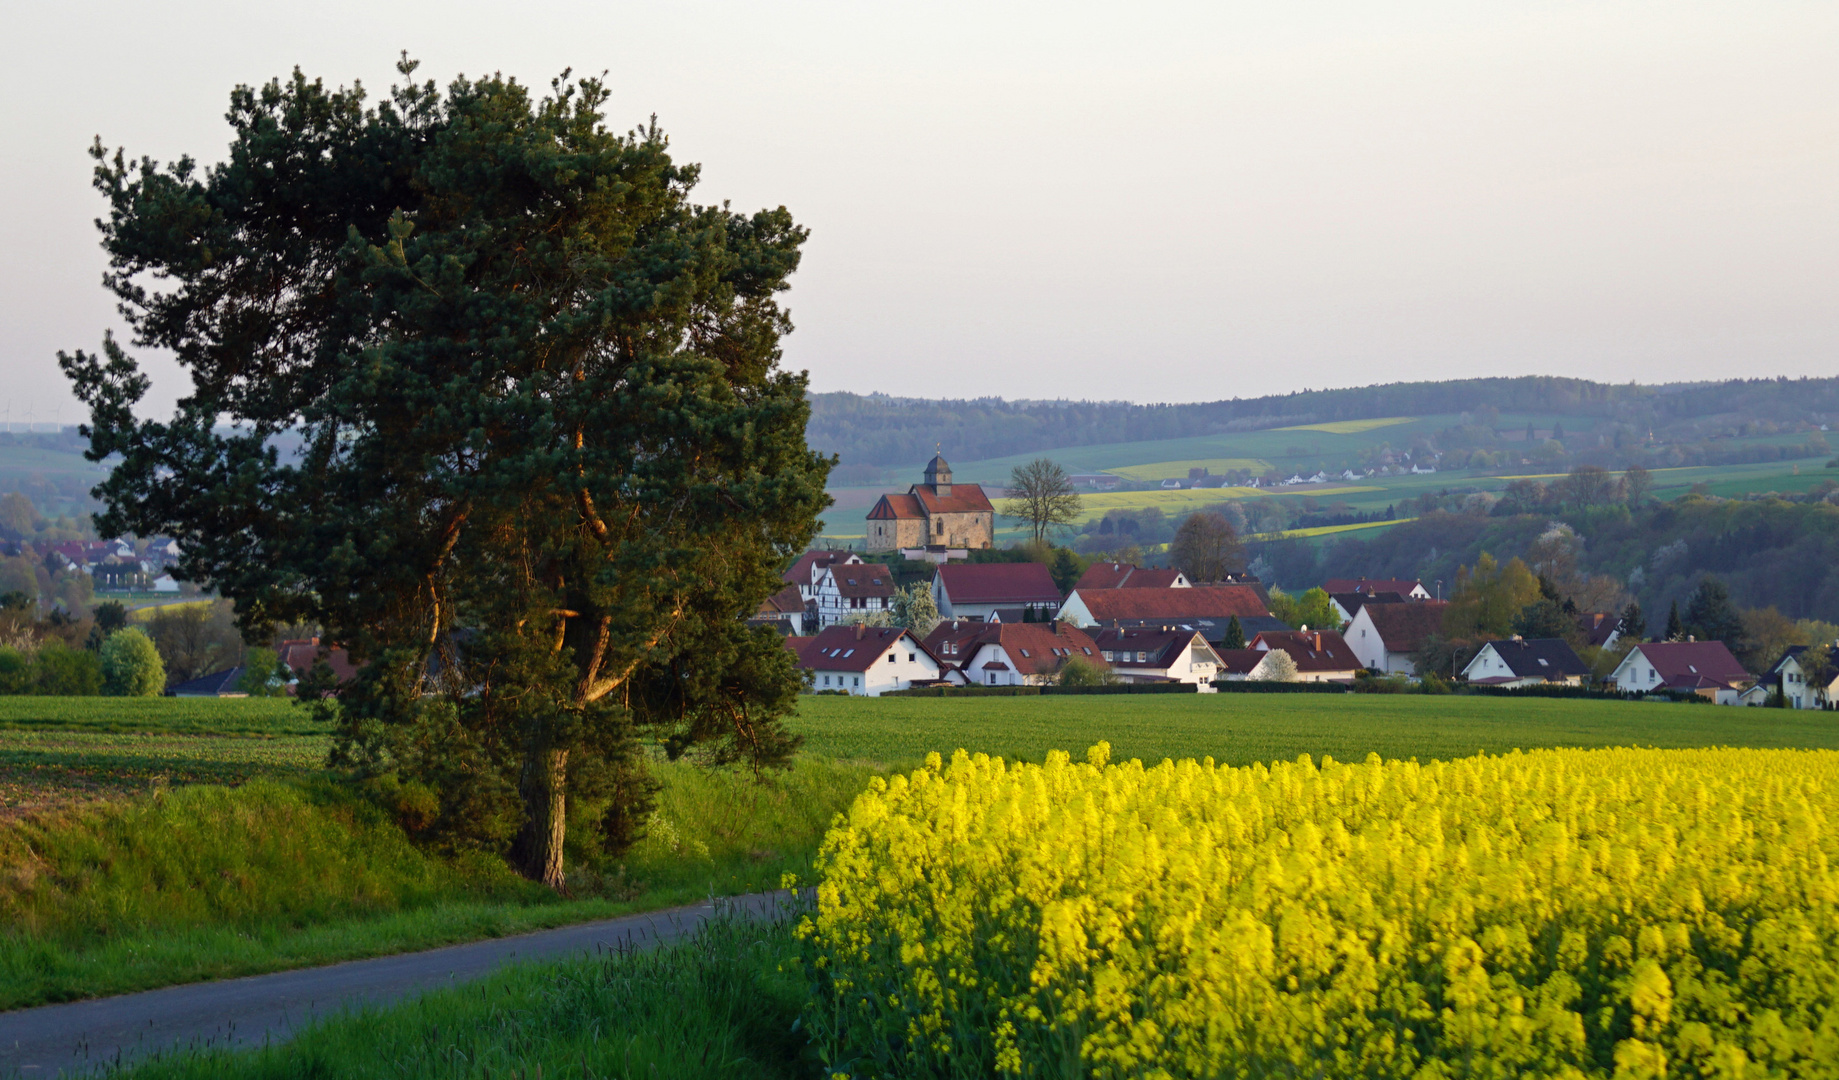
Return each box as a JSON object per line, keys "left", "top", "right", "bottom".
{"left": 1054, "top": 656, "right": 1116, "bottom": 687}
{"left": 33, "top": 640, "right": 100, "bottom": 695}
{"left": 100, "top": 626, "right": 166, "bottom": 696}
{"left": 0, "top": 646, "right": 31, "bottom": 694}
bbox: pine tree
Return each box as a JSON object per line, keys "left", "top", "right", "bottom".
{"left": 1665, "top": 601, "right": 1684, "bottom": 642}
{"left": 1222, "top": 615, "right": 1246, "bottom": 651}
{"left": 1618, "top": 600, "right": 1646, "bottom": 642}
{"left": 61, "top": 60, "right": 828, "bottom": 888}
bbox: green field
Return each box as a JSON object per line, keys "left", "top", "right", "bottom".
{"left": 786, "top": 693, "right": 1839, "bottom": 768}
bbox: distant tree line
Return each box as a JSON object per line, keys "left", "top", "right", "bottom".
{"left": 806, "top": 377, "right": 1839, "bottom": 468}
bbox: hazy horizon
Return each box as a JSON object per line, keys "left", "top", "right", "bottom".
{"left": 4, "top": 1, "right": 1835, "bottom": 422}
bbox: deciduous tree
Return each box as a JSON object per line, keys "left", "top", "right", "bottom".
{"left": 1004, "top": 459, "right": 1081, "bottom": 544}
{"left": 60, "top": 60, "right": 828, "bottom": 888}
{"left": 1169, "top": 512, "right": 1245, "bottom": 584}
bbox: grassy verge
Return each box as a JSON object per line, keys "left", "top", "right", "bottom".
{"left": 107, "top": 905, "right": 813, "bottom": 1079}
{"left": 0, "top": 757, "right": 877, "bottom": 1011}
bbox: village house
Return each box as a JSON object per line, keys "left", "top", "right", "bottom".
{"left": 926, "top": 621, "right": 1106, "bottom": 687}
{"left": 791, "top": 624, "right": 946, "bottom": 696}
{"left": 1088, "top": 627, "right": 1221, "bottom": 690}
{"left": 783, "top": 549, "right": 862, "bottom": 605}
{"left": 1461, "top": 637, "right": 1590, "bottom": 688}
{"left": 1250, "top": 628, "right": 1363, "bottom": 682}
{"left": 1323, "top": 577, "right": 1433, "bottom": 600}
{"left": 1575, "top": 612, "right": 1622, "bottom": 650}
{"left": 1345, "top": 600, "right": 1449, "bottom": 675}
{"left": 932, "top": 563, "right": 1062, "bottom": 622}
{"left": 749, "top": 585, "right": 806, "bottom": 634}
{"left": 1608, "top": 640, "right": 1752, "bottom": 704}
{"left": 865, "top": 455, "right": 995, "bottom": 552}
{"left": 1743, "top": 645, "right": 1838, "bottom": 708}
{"left": 812, "top": 563, "right": 897, "bottom": 628}
{"left": 1059, "top": 585, "right": 1284, "bottom": 645}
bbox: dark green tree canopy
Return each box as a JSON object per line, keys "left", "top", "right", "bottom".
{"left": 62, "top": 59, "right": 830, "bottom": 887}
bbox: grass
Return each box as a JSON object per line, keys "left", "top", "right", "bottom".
{"left": 1061, "top": 485, "right": 1382, "bottom": 523}
{"left": 107, "top": 906, "right": 813, "bottom": 1080}
{"left": 1274, "top": 416, "right": 1417, "bottom": 434}
{"left": 0, "top": 695, "right": 879, "bottom": 1010}
{"left": 1105, "top": 458, "right": 1272, "bottom": 481}
{"left": 785, "top": 693, "right": 1839, "bottom": 770}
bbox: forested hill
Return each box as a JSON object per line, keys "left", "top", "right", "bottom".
{"left": 808, "top": 376, "right": 1839, "bottom": 469}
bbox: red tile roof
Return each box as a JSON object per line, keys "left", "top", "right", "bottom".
{"left": 922, "top": 620, "right": 1104, "bottom": 677}
{"left": 1074, "top": 585, "right": 1267, "bottom": 622}
{"left": 1089, "top": 628, "right": 1212, "bottom": 671}
{"left": 1074, "top": 563, "right": 1187, "bottom": 590}
{"left": 796, "top": 625, "right": 937, "bottom": 673}
{"left": 1251, "top": 629, "right": 1361, "bottom": 673}
{"left": 1213, "top": 648, "right": 1267, "bottom": 676}
{"left": 1576, "top": 612, "right": 1620, "bottom": 647}
{"left": 783, "top": 635, "right": 814, "bottom": 659}
{"left": 757, "top": 584, "right": 804, "bottom": 615}
{"left": 968, "top": 623, "right": 1104, "bottom": 677}
{"left": 1324, "top": 578, "right": 1423, "bottom": 597}
{"left": 867, "top": 493, "right": 926, "bottom": 521}
{"left": 936, "top": 563, "right": 1062, "bottom": 605}
{"left": 1357, "top": 601, "right": 1448, "bottom": 654}
{"left": 783, "top": 549, "right": 861, "bottom": 585}
{"left": 1631, "top": 641, "right": 1750, "bottom": 688}
{"left": 912, "top": 484, "right": 995, "bottom": 515}
{"left": 826, "top": 567, "right": 896, "bottom": 598}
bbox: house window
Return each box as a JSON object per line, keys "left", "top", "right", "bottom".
{"left": 853, "top": 676, "right": 860, "bottom": 687}
{"left": 823, "top": 675, "right": 830, "bottom": 686}
{"left": 908, "top": 652, "right": 916, "bottom": 662}
{"left": 888, "top": 654, "right": 897, "bottom": 664}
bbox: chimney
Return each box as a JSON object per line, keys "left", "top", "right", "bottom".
{"left": 856, "top": 623, "right": 866, "bottom": 640}
{"left": 1312, "top": 632, "right": 1321, "bottom": 651}
{"left": 1687, "top": 635, "right": 1696, "bottom": 643}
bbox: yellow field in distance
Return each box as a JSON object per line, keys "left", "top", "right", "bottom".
{"left": 1070, "top": 486, "right": 1381, "bottom": 522}
{"left": 1250, "top": 517, "right": 1416, "bottom": 541}
{"left": 1274, "top": 416, "right": 1416, "bottom": 435}
{"left": 1106, "top": 458, "right": 1273, "bottom": 482}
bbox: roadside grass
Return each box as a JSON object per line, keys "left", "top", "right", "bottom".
{"left": 107, "top": 906, "right": 813, "bottom": 1080}
{"left": 0, "top": 749, "right": 877, "bottom": 1010}
{"left": 786, "top": 692, "right": 1839, "bottom": 770}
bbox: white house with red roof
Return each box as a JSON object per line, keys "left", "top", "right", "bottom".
{"left": 922, "top": 621, "right": 1105, "bottom": 687}
{"left": 1251, "top": 629, "right": 1363, "bottom": 682}
{"left": 865, "top": 456, "right": 995, "bottom": 552}
{"left": 783, "top": 549, "right": 862, "bottom": 604}
{"left": 793, "top": 624, "right": 946, "bottom": 696}
{"left": 812, "top": 563, "right": 898, "bottom": 629}
{"left": 1089, "top": 627, "right": 1220, "bottom": 689}
{"left": 1609, "top": 640, "right": 1752, "bottom": 704}
{"left": 1346, "top": 601, "right": 1449, "bottom": 675}
{"left": 932, "top": 562, "right": 1062, "bottom": 621}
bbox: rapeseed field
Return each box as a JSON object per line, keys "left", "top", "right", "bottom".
{"left": 801, "top": 745, "right": 1839, "bottom": 1078}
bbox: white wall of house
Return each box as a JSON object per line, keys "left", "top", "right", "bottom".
{"left": 1101, "top": 640, "right": 1219, "bottom": 691}
{"left": 1344, "top": 607, "right": 1413, "bottom": 674}
{"left": 1608, "top": 647, "right": 1662, "bottom": 694}
{"left": 1055, "top": 591, "right": 1097, "bottom": 626}
{"left": 809, "top": 636, "right": 943, "bottom": 697}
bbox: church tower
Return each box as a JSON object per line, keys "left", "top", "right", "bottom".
{"left": 923, "top": 453, "right": 952, "bottom": 497}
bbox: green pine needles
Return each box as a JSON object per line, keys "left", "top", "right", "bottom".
{"left": 60, "top": 57, "right": 831, "bottom": 888}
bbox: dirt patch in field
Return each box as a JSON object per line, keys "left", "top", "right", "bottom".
{"left": 0, "top": 767, "right": 140, "bottom": 820}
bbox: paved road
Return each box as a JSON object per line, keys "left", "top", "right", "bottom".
{"left": 0, "top": 892, "right": 793, "bottom": 1078}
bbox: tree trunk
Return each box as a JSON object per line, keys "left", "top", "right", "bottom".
{"left": 516, "top": 747, "right": 569, "bottom": 890}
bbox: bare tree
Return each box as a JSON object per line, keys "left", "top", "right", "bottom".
{"left": 1169, "top": 511, "right": 1246, "bottom": 582}
{"left": 1004, "top": 459, "right": 1082, "bottom": 545}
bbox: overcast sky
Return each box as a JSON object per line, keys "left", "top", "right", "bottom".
{"left": 3, "top": 1, "right": 1835, "bottom": 419}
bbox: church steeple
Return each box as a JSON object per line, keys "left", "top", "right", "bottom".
{"left": 924, "top": 447, "right": 952, "bottom": 497}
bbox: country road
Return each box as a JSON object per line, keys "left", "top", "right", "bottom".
{"left": 0, "top": 891, "right": 793, "bottom": 1078}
